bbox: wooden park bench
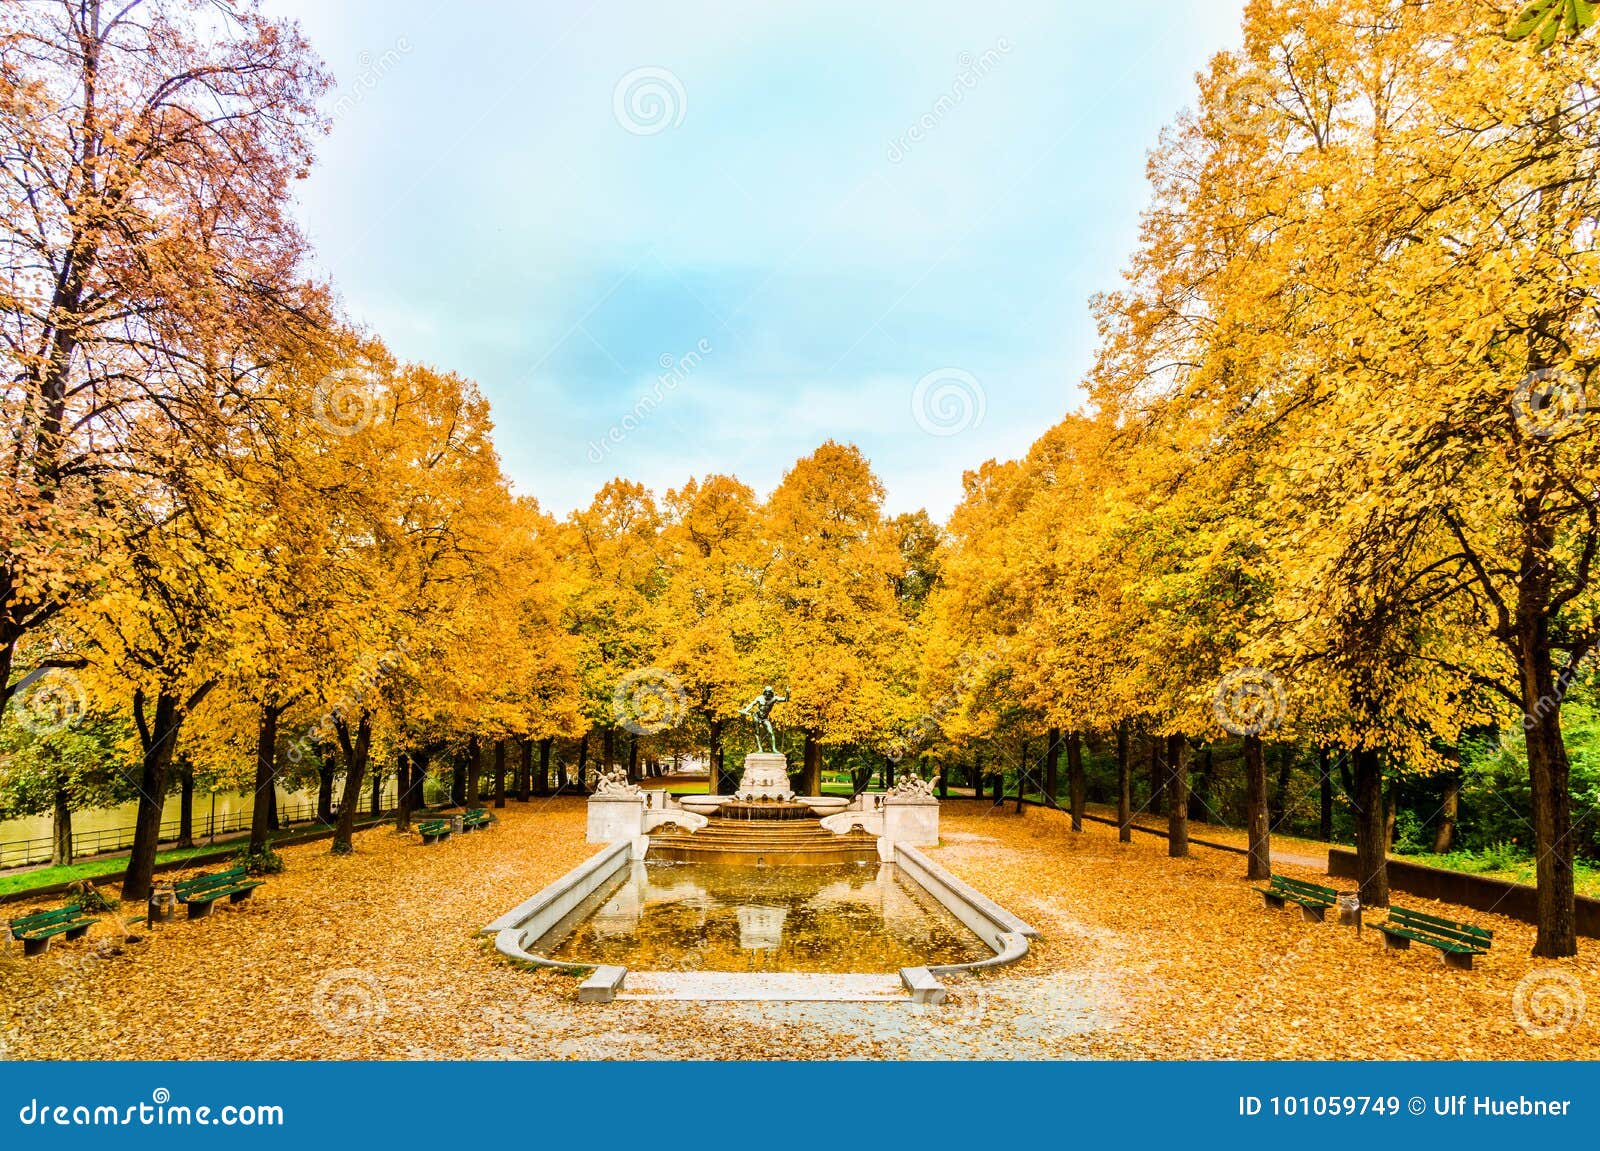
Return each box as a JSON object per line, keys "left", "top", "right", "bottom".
{"left": 462, "top": 808, "right": 492, "bottom": 831}
{"left": 1255, "top": 874, "right": 1338, "bottom": 922}
{"left": 418, "top": 818, "right": 451, "bottom": 844}
{"left": 1376, "top": 905, "right": 1492, "bottom": 970}
{"left": 173, "top": 866, "right": 264, "bottom": 919}
{"left": 7, "top": 906, "right": 100, "bottom": 957}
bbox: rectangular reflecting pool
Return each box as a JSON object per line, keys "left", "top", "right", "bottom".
{"left": 538, "top": 860, "right": 992, "bottom": 973}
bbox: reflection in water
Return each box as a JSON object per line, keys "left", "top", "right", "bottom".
{"left": 543, "top": 861, "right": 990, "bottom": 973}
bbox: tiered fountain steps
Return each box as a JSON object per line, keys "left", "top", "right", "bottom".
{"left": 647, "top": 816, "right": 878, "bottom": 866}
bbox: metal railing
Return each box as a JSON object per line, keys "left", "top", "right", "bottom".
{"left": 0, "top": 788, "right": 400, "bottom": 871}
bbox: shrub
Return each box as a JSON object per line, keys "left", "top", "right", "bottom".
{"left": 233, "top": 846, "right": 285, "bottom": 875}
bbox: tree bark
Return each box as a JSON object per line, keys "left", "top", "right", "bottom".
{"left": 1066, "top": 731, "right": 1086, "bottom": 831}
{"left": 316, "top": 756, "right": 335, "bottom": 824}
{"left": 708, "top": 717, "right": 725, "bottom": 794}
{"left": 1116, "top": 721, "right": 1131, "bottom": 843}
{"left": 972, "top": 751, "right": 984, "bottom": 800}
{"left": 177, "top": 762, "right": 195, "bottom": 849}
{"left": 1166, "top": 733, "right": 1189, "bottom": 858}
{"left": 395, "top": 753, "right": 413, "bottom": 831}
{"left": 123, "top": 687, "right": 193, "bottom": 902}
{"left": 626, "top": 732, "right": 639, "bottom": 784}
{"left": 371, "top": 767, "right": 383, "bottom": 815}
{"left": 51, "top": 789, "right": 72, "bottom": 867}
{"left": 801, "top": 731, "right": 822, "bottom": 796}
{"left": 249, "top": 702, "right": 283, "bottom": 856}
{"left": 1044, "top": 727, "right": 1061, "bottom": 808}
{"left": 1352, "top": 746, "right": 1388, "bottom": 908}
{"left": 331, "top": 710, "right": 372, "bottom": 853}
{"left": 1318, "top": 746, "right": 1334, "bottom": 843}
{"left": 1270, "top": 744, "right": 1293, "bottom": 829}
{"left": 493, "top": 739, "right": 507, "bottom": 809}
{"left": 466, "top": 735, "right": 481, "bottom": 805}
{"left": 519, "top": 737, "right": 533, "bottom": 801}
{"left": 1147, "top": 735, "right": 1164, "bottom": 816}
{"left": 575, "top": 732, "right": 588, "bottom": 792}
{"left": 602, "top": 725, "right": 615, "bottom": 772}
{"left": 451, "top": 746, "right": 467, "bottom": 806}
{"left": 1526, "top": 697, "right": 1576, "bottom": 956}
{"left": 538, "top": 737, "right": 553, "bottom": 795}
{"left": 1243, "top": 733, "right": 1270, "bottom": 881}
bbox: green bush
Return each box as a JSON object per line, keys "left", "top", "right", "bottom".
{"left": 233, "top": 845, "right": 285, "bottom": 875}
{"left": 66, "top": 879, "right": 118, "bottom": 912}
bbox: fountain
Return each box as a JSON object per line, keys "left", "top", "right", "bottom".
{"left": 488, "top": 678, "right": 1038, "bottom": 1003}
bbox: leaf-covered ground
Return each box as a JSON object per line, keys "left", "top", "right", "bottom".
{"left": 1, "top": 799, "right": 1594, "bottom": 1060}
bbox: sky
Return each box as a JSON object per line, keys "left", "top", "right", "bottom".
{"left": 269, "top": 0, "right": 1247, "bottom": 521}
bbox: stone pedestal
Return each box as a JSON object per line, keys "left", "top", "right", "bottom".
{"left": 587, "top": 794, "right": 645, "bottom": 843}
{"left": 736, "top": 752, "right": 795, "bottom": 800}
{"left": 883, "top": 796, "right": 939, "bottom": 846}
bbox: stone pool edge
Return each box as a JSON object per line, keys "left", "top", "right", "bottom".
{"left": 481, "top": 837, "right": 1039, "bottom": 1002}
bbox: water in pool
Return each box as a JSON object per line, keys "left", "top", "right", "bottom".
{"left": 541, "top": 861, "right": 991, "bottom": 973}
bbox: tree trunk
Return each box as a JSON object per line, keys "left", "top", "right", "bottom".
{"left": 1383, "top": 777, "right": 1398, "bottom": 850}
{"left": 801, "top": 731, "right": 822, "bottom": 796}
{"left": 1066, "top": 731, "right": 1085, "bottom": 832}
{"left": 177, "top": 763, "right": 195, "bottom": 849}
{"left": 972, "top": 752, "right": 984, "bottom": 800}
{"left": 51, "top": 789, "right": 72, "bottom": 867}
{"left": 331, "top": 711, "right": 372, "bottom": 853}
{"left": 603, "top": 725, "right": 615, "bottom": 772}
{"left": 123, "top": 688, "right": 185, "bottom": 902}
{"left": 1147, "top": 735, "right": 1164, "bottom": 816}
{"left": 494, "top": 739, "right": 507, "bottom": 809}
{"left": 1352, "top": 746, "right": 1388, "bottom": 908}
{"left": 885, "top": 752, "right": 895, "bottom": 790}
{"left": 627, "top": 732, "right": 639, "bottom": 784}
{"left": 519, "top": 737, "right": 533, "bottom": 801}
{"left": 1525, "top": 699, "right": 1576, "bottom": 956}
{"left": 1044, "top": 727, "right": 1061, "bottom": 808}
{"left": 1166, "top": 733, "right": 1189, "bottom": 858}
{"left": 708, "top": 718, "right": 725, "bottom": 794}
{"left": 316, "top": 757, "right": 335, "bottom": 824}
{"left": 466, "top": 735, "right": 481, "bottom": 804}
{"left": 249, "top": 703, "right": 282, "bottom": 855}
{"left": 1015, "top": 738, "right": 1029, "bottom": 813}
{"left": 451, "top": 747, "right": 467, "bottom": 806}
{"left": 408, "top": 749, "right": 428, "bottom": 811}
{"left": 1116, "top": 721, "right": 1131, "bottom": 843}
{"left": 1318, "top": 746, "right": 1333, "bottom": 843}
{"left": 1270, "top": 744, "right": 1292, "bottom": 829}
{"left": 1190, "top": 745, "right": 1212, "bottom": 820}
{"left": 539, "top": 737, "right": 553, "bottom": 795}
{"left": 395, "top": 753, "right": 413, "bottom": 831}
{"left": 371, "top": 767, "right": 383, "bottom": 815}
{"left": 1243, "top": 733, "right": 1270, "bottom": 881}
{"left": 575, "top": 732, "right": 589, "bottom": 791}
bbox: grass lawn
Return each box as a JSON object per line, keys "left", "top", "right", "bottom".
{"left": 0, "top": 819, "right": 387, "bottom": 900}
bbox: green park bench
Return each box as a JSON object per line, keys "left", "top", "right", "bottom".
{"left": 1255, "top": 874, "right": 1338, "bottom": 922}
{"left": 173, "top": 865, "right": 264, "bottom": 918}
{"left": 7, "top": 906, "right": 100, "bottom": 957}
{"left": 418, "top": 819, "right": 451, "bottom": 844}
{"left": 462, "top": 808, "right": 492, "bottom": 831}
{"left": 1376, "top": 905, "right": 1492, "bottom": 970}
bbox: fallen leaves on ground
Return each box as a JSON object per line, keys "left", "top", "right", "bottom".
{"left": 0, "top": 800, "right": 1594, "bottom": 1060}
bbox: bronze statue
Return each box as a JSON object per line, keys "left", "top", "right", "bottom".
{"left": 739, "top": 685, "right": 788, "bottom": 753}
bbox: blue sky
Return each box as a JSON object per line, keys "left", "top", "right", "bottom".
{"left": 272, "top": 0, "right": 1245, "bottom": 520}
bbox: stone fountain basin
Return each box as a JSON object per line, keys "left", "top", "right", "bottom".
{"left": 798, "top": 796, "right": 849, "bottom": 816}
{"left": 674, "top": 794, "right": 846, "bottom": 817}
{"left": 677, "top": 795, "right": 731, "bottom": 816}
